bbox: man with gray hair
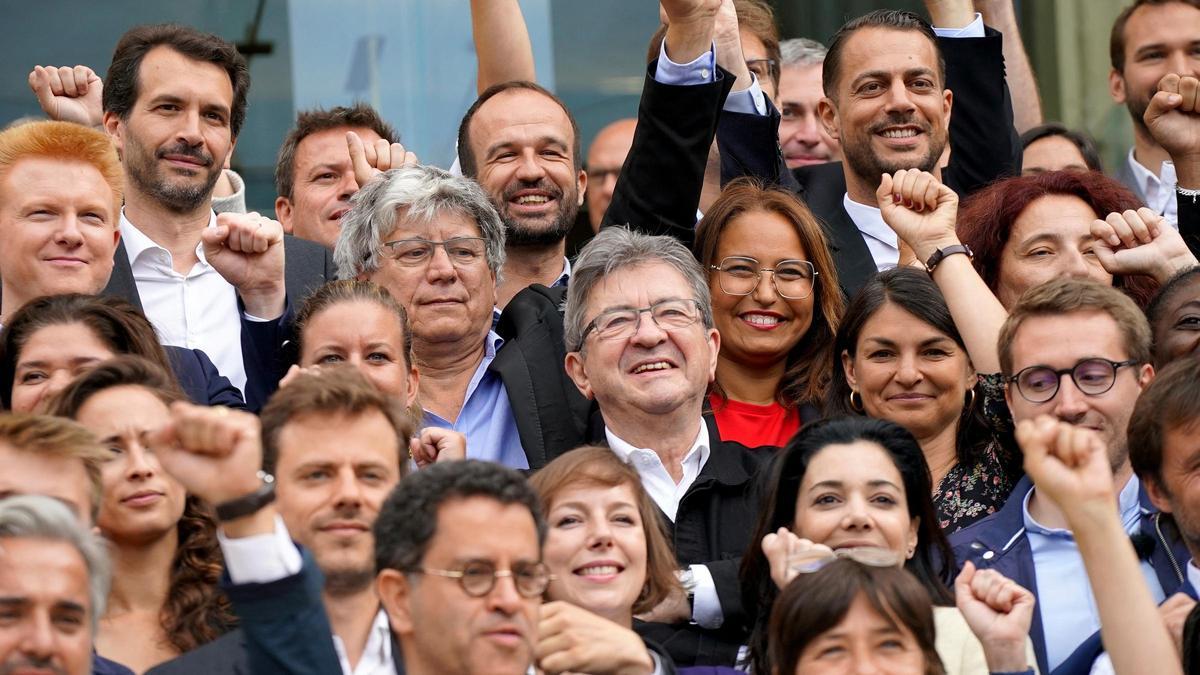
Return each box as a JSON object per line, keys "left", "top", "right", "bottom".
{"left": 335, "top": 165, "right": 589, "bottom": 470}
{"left": 563, "top": 227, "right": 763, "bottom": 667}
{"left": 0, "top": 495, "right": 114, "bottom": 675}
{"left": 776, "top": 37, "right": 839, "bottom": 168}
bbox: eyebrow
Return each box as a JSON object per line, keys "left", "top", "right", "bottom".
{"left": 1014, "top": 231, "right": 1073, "bottom": 250}
{"left": 810, "top": 479, "right": 901, "bottom": 491}
{"left": 307, "top": 162, "right": 348, "bottom": 175}
{"left": 862, "top": 336, "right": 955, "bottom": 348}
{"left": 485, "top": 136, "right": 569, "bottom": 159}
{"left": 553, "top": 499, "right": 637, "bottom": 512}
{"left": 1134, "top": 41, "right": 1200, "bottom": 58}
{"left": 850, "top": 67, "right": 937, "bottom": 87}
{"left": 16, "top": 356, "right": 104, "bottom": 370}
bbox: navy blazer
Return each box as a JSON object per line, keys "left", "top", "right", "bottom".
{"left": 163, "top": 346, "right": 245, "bottom": 409}
{"left": 103, "top": 235, "right": 334, "bottom": 411}
{"left": 949, "top": 476, "right": 1189, "bottom": 675}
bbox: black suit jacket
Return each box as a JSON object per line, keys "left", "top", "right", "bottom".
{"left": 717, "top": 28, "right": 1021, "bottom": 298}
{"left": 103, "top": 235, "right": 334, "bottom": 410}
{"left": 163, "top": 345, "right": 245, "bottom": 408}
{"left": 491, "top": 284, "right": 594, "bottom": 469}
{"left": 590, "top": 415, "right": 767, "bottom": 668}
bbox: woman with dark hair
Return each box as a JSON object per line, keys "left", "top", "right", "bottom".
{"left": 1020, "top": 123, "right": 1103, "bottom": 175}
{"left": 0, "top": 294, "right": 243, "bottom": 411}
{"left": 50, "top": 355, "right": 235, "bottom": 672}
{"left": 742, "top": 417, "right": 1035, "bottom": 675}
{"left": 956, "top": 170, "right": 1171, "bottom": 308}
{"left": 529, "top": 446, "right": 682, "bottom": 673}
{"left": 1147, "top": 266, "right": 1200, "bottom": 368}
{"left": 693, "top": 178, "right": 844, "bottom": 447}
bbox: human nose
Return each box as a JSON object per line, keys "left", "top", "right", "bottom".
{"left": 587, "top": 517, "right": 614, "bottom": 549}
{"left": 750, "top": 270, "right": 781, "bottom": 304}
{"left": 1060, "top": 250, "right": 1093, "bottom": 279}
{"left": 1052, "top": 372, "right": 1090, "bottom": 423}
{"left": 125, "top": 442, "right": 160, "bottom": 481}
{"left": 515, "top": 149, "right": 547, "bottom": 182}
{"left": 423, "top": 243, "right": 458, "bottom": 283}
{"left": 883, "top": 81, "right": 917, "bottom": 114}
{"left": 176, "top": 109, "right": 204, "bottom": 146}
{"left": 601, "top": 171, "right": 620, "bottom": 200}
{"left": 628, "top": 309, "right": 668, "bottom": 347}
{"left": 338, "top": 169, "right": 359, "bottom": 200}
{"left": 894, "top": 351, "right": 923, "bottom": 387}
{"left": 40, "top": 371, "right": 75, "bottom": 409}
{"left": 54, "top": 213, "right": 85, "bottom": 247}
{"left": 332, "top": 466, "right": 364, "bottom": 508}
{"left": 842, "top": 494, "right": 873, "bottom": 529}
{"left": 18, "top": 611, "right": 57, "bottom": 662}
{"left": 485, "top": 569, "right": 525, "bottom": 615}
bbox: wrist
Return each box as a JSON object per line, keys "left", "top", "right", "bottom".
{"left": 219, "top": 505, "right": 278, "bottom": 539}
{"left": 915, "top": 236, "right": 965, "bottom": 268}
{"left": 663, "top": 15, "right": 717, "bottom": 64}
{"left": 925, "top": 0, "right": 975, "bottom": 28}
{"left": 239, "top": 287, "right": 286, "bottom": 320}
{"left": 1174, "top": 158, "right": 1200, "bottom": 189}
{"left": 981, "top": 639, "right": 1027, "bottom": 673}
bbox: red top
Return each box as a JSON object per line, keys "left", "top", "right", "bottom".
{"left": 709, "top": 393, "right": 801, "bottom": 448}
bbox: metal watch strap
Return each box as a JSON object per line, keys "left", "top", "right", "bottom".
{"left": 924, "top": 243, "right": 973, "bottom": 274}
{"left": 215, "top": 473, "right": 276, "bottom": 522}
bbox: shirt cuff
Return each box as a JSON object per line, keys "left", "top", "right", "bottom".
{"left": 217, "top": 514, "right": 304, "bottom": 585}
{"left": 723, "top": 74, "right": 768, "bottom": 116}
{"left": 649, "top": 651, "right": 665, "bottom": 675}
{"left": 654, "top": 39, "right": 718, "bottom": 86}
{"left": 932, "top": 13, "right": 984, "bottom": 38}
{"left": 688, "top": 563, "right": 723, "bottom": 629}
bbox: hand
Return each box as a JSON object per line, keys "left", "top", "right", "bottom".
{"left": 28, "top": 65, "right": 103, "bottom": 128}
{"left": 410, "top": 428, "right": 467, "bottom": 468}
{"left": 711, "top": 0, "right": 754, "bottom": 91}
{"left": 347, "top": 131, "right": 418, "bottom": 189}
{"left": 203, "top": 211, "right": 287, "bottom": 319}
{"left": 761, "top": 527, "right": 834, "bottom": 590}
{"left": 660, "top": 0, "right": 721, "bottom": 64}
{"left": 877, "top": 169, "right": 961, "bottom": 264}
{"left": 537, "top": 601, "right": 655, "bottom": 675}
{"left": 1146, "top": 74, "right": 1200, "bottom": 169}
{"left": 954, "top": 561, "right": 1035, "bottom": 672}
{"left": 148, "top": 402, "right": 264, "bottom": 505}
{"left": 1017, "top": 415, "right": 1117, "bottom": 520}
{"left": 923, "top": 0, "right": 976, "bottom": 29}
{"left": 1092, "top": 207, "right": 1199, "bottom": 283}
{"left": 1159, "top": 593, "right": 1197, "bottom": 656}
{"left": 633, "top": 582, "right": 690, "bottom": 625}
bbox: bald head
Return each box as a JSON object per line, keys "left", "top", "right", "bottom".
{"left": 585, "top": 118, "right": 637, "bottom": 232}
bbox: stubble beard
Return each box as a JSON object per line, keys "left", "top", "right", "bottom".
{"left": 124, "top": 135, "right": 221, "bottom": 214}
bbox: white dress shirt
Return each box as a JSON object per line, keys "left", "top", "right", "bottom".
{"left": 843, "top": 195, "right": 900, "bottom": 271}
{"left": 120, "top": 211, "right": 248, "bottom": 392}
{"left": 218, "top": 517, "right": 397, "bottom": 675}
{"left": 605, "top": 423, "right": 724, "bottom": 629}
{"left": 1126, "top": 150, "right": 1179, "bottom": 229}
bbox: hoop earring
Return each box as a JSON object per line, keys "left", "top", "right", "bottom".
{"left": 849, "top": 390, "right": 864, "bottom": 413}
{"left": 964, "top": 388, "right": 977, "bottom": 413}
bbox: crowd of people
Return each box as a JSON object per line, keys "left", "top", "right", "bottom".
{"left": 4, "top": 0, "right": 1200, "bottom": 673}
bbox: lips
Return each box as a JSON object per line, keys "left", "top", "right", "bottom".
{"left": 44, "top": 256, "right": 88, "bottom": 266}
{"left": 319, "top": 520, "right": 369, "bottom": 535}
{"left": 573, "top": 559, "right": 625, "bottom": 580}
{"left": 630, "top": 359, "right": 676, "bottom": 374}
{"left": 739, "top": 311, "right": 786, "bottom": 330}
{"left": 329, "top": 207, "right": 350, "bottom": 222}
{"left": 121, "top": 490, "right": 164, "bottom": 507}
{"left": 481, "top": 624, "right": 526, "bottom": 647}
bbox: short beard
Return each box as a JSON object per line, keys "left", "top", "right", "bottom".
{"left": 842, "top": 113, "right": 945, "bottom": 190}
{"left": 498, "top": 179, "right": 578, "bottom": 249}
{"left": 1126, "top": 92, "right": 1152, "bottom": 137}
{"left": 322, "top": 565, "right": 376, "bottom": 596}
{"left": 125, "top": 137, "right": 220, "bottom": 213}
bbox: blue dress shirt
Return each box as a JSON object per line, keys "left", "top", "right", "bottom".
{"left": 422, "top": 331, "right": 528, "bottom": 469}
{"left": 1022, "top": 475, "right": 1165, "bottom": 671}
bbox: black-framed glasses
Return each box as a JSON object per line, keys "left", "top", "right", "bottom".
{"left": 710, "top": 256, "right": 818, "bottom": 300}
{"left": 579, "top": 298, "right": 704, "bottom": 344}
{"left": 745, "top": 58, "right": 780, "bottom": 84}
{"left": 381, "top": 237, "right": 487, "bottom": 268}
{"left": 410, "top": 560, "right": 551, "bottom": 598}
{"left": 1008, "top": 358, "right": 1140, "bottom": 404}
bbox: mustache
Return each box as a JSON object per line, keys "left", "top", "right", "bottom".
{"left": 312, "top": 505, "right": 371, "bottom": 531}
{"left": 156, "top": 141, "right": 214, "bottom": 167}
{"left": 501, "top": 178, "right": 563, "bottom": 203}
{"left": 0, "top": 656, "right": 68, "bottom": 675}
{"left": 867, "top": 112, "right": 932, "bottom": 135}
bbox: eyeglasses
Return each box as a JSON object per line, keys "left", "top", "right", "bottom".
{"left": 1008, "top": 358, "right": 1140, "bottom": 404}
{"left": 710, "top": 256, "right": 818, "bottom": 300}
{"left": 745, "top": 58, "right": 780, "bottom": 84}
{"left": 788, "top": 546, "right": 902, "bottom": 575}
{"left": 579, "top": 298, "right": 704, "bottom": 344}
{"left": 381, "top": 237, "right": 487, "bottom": 268}
{"left": 410, "top": 560, "right": 552, "bottom": 598}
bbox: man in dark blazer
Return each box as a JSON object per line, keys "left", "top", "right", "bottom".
{"left": 607, "top": 6, "right": 1020, "bottom": 299}
{"left": 562, "top": 227, "right": 765, "bottom": 668}
{"left": 148, "top": 368, "right": 412, "bottom": 675}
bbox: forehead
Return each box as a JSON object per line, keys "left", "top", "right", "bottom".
{"left": 75, "top": 386, "right": 171, "bottom": 434}
{"left": 778, "top": 63, "right": 824, "bottom": 102}
{"left": 1162, "top": 421, "right": 1200, "bottom": 468}
{"left": 1010, "top": 311, "right": 1129, "bottom": 368}
{"left": 386, "top": 208, "right": 483, "bottom": 240}
{"left": 586, "top": 121, "right": 636, "bottom": 167}
{"left": 0, "top": 538, "right": 90, "bottom": 605}
{"left": 0, "top": 445, "right": 91, "bottom": 520}
{"left": 135, "top": 46, "right": 233, "bottom": 107}
{"left": 275, "top": 410, "right": 401, "bottom": 471}
{"left": 740, "top": 30, "right": 769, "bottom": 61}
{"left": 801, "top": 440, "right": 904, "bottom": 490}
{"left": 834, "top": 27, "right": 940, "bottom": 89}
{"left": 1011, "top": 195, "right": 1099, "bottom": 241}
{"left": 583, "top": 261, "right": 696, "bottom": 313}
{"left": 469, "top": 89, "right": 575, "bottom": 151}
{"left": 0, "top": 157, "right": 116, "bottom": 212}
{"left": 19, "top": 323, "right": 113, "bottom": 360}
{"left": 295, "top": 126, "right": 383, "bottom": 169}
{"left": 424, "top": 496, "right": 539, "bottom": 563}
{"left": 1123, "top": 2, "right": 1200, "bottom": 54}
{"left": 306, "top": 300, "right": 404, "bottom": 342}
{"left": 859, "top": 301, "right": 951, "bottom": 342}
{"left": 549, "top": 482, "right": 638, "bottom": 511}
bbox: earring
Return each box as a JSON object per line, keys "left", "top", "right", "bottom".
{"left": 964, "top": 388, "right": 977, "bottom": 412}
{"left": 906, "top": 546, "right": 915, "bottom": 558}
{"left": 849, "top": 389, "right": 864, "bottom": 413}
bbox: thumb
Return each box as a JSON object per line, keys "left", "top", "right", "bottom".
{"left": 1093, "top": 240, "right": 1120, "bottom": 272}
{"left": 876, "top": 173, "right": 895, "bottom": 208}
{"left": 955, "top": 560, "right": 976, "bottom": 597}
{"left": 1147, "top": 88, "right": 1184, "bottom": 127}
{"left": 200, "top": 225, "right": 229, "bottom": 258}
{"left": 29, "top": 67, "right": 58, "bottom": 113}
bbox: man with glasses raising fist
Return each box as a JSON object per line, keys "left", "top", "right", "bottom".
{"left": 950, "top": 278, "right": 1190, "bottom": 675}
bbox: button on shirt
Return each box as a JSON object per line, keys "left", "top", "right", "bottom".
{"left": 1023, "top": 475, "right": 1165, "bottom": 671}
{"left": 1127, "top": 150, "right": 1179, "bottom": 229}
{"left": 422, "top": 331, "right": 528, "bottom": 469}
{"left": 120, "top": 212, "right": 248, "bottom": 392}
{"left": 606, "top": 424, "right": 725, "bottom": 629}
{"left": 333, "top": 609, "right": 393, "bottom": 675}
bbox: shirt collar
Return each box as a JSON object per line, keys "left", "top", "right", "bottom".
{"left": 842, "top": 194, "right": 898, "bottom": 248}
{"left": 606, "top": 420, "right": 710, "bottom": 469}
{"left": 485, "top": 330, "right": 504, "bottom": 358}
{"left": 1188, "top": 560, "right": 1200, "bottom": 592}
{"left": 554, "top": 256, "right": 572, "bottom": 288}
{"left": 119, "top": 209, "right": 218, "bottom": 265}
{"left": 1022, "top": 474, "right": 1143, "bottom": 536}
{"left": 1127, "top": 149, "right": 1178, "bottom": 197}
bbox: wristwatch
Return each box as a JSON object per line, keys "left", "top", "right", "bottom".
{"left": 924, "top": 243, "right": 974, "bottom": 274}
{"left": 215, "top": 471, "right": 276, "bottom": 522}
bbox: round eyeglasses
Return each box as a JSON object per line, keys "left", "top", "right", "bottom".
{"left": 1008, "top": 358, "right": 1139, "bottom": 404}
{"left": 411, "top": 560, "right": 551, "bottom": 598}
{"left": 709, "top": 256, "right": 817, "bottom": 300}
{"left": 579, "top": 298, "right": 704, "bottom": 344}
